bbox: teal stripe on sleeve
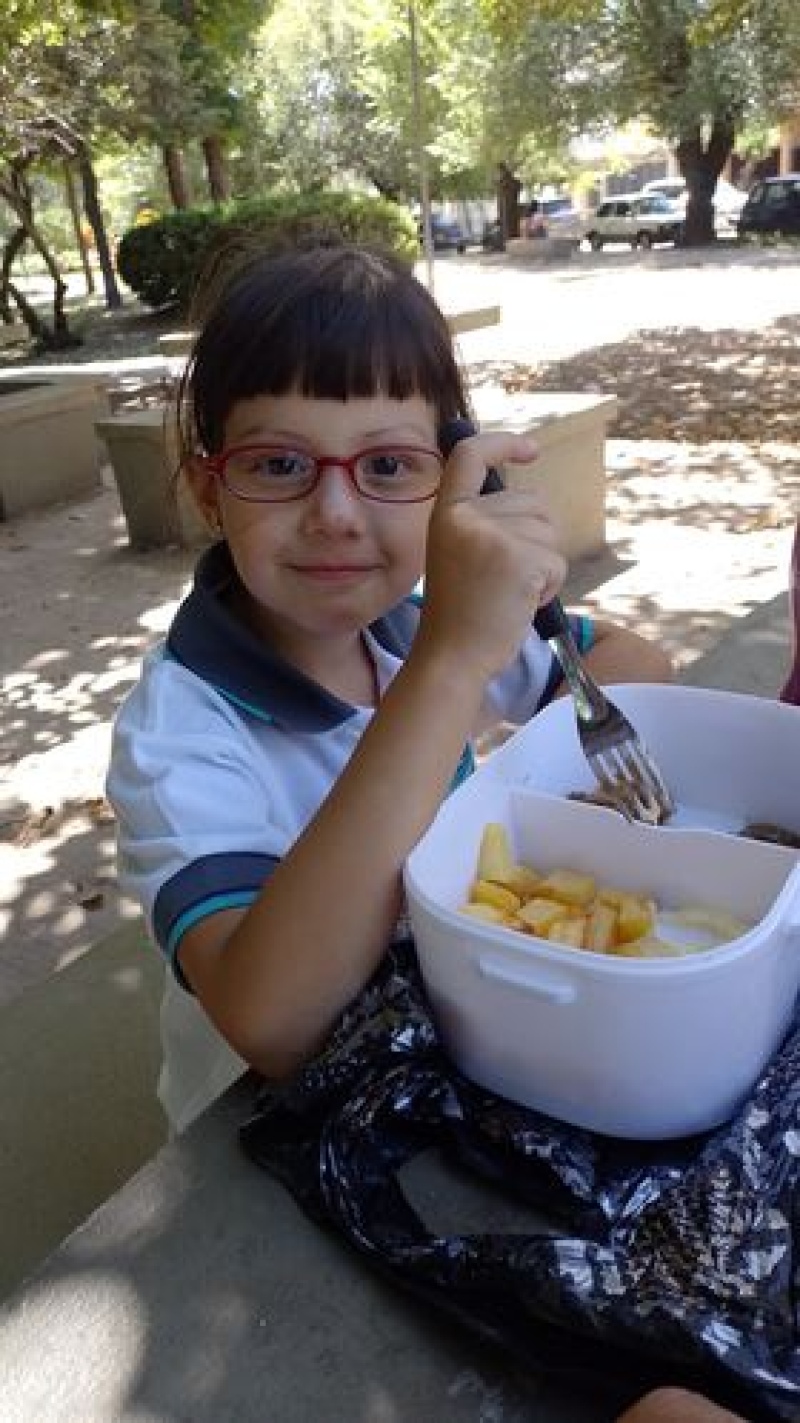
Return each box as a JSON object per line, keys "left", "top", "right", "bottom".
{"left": 166, "top": 889, "right": 259, "bottom": 960}
{"left": 448, "top": 742, "right": 475, "bottom": 794}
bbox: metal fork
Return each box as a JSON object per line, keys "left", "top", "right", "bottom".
{"left": 534, "top": 598, "right": 675, "bottom": 826}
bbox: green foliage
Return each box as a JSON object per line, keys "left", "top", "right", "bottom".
{"left": 116, "top": 206, "right": 224, "bottom": 307}
{"left": 479, "top": 0, "right": 800, "bottom": 142}
{"left": 116, "top": 189, "right": 418, "bottom": 309}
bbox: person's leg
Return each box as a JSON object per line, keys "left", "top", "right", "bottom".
{"left": 615, "top": 1388, "right": 748, "bottom": 1423}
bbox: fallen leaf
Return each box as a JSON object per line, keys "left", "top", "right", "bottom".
{"left": 14, "top": 806, "right": 56, "bottom": 847}
{"left": 83, "top": 796, "right": 115, "bottom": 825}
{"left": 73, "top": 880, "right": 106, "bottom": 911}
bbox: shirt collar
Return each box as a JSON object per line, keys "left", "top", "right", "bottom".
{"left": 166, "top": 542, "right": 420, "bottom": 731}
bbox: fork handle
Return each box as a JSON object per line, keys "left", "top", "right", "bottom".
{"left": 533, "top": 597, "right": 570, "bottom": 642}
{"left": 534, "top": 598, "right": 609, "bottom": 720}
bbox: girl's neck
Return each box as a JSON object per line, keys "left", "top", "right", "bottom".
{"left": 230, "top": 584, "right": 379, "bottom": 707}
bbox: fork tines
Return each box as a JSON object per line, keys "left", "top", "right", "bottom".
{"left": 589, "top": 742, "right": 674, "bottom": 826}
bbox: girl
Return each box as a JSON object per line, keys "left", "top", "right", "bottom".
{"left": 107, "top": 245, "right": 672, "bottom": 1134}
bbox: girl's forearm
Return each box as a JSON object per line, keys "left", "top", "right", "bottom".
{"left": 185, "top": 645, "right": 485, "bottom": 1077}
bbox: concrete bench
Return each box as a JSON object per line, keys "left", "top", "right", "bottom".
{"left": 95, "top": 406, "right": 210, "bottom": 550}
{"left": 0, "top": 1073, "right": 613, "bottom": 1421}
{"left": 0, "top": 379, "right": 109, "bottom": 519}
{"left": 0, "top": 920, "right": 166, "bottom": 1302}
{"left": 505, "top": 236, "right": 579, "bottom": 263}
{"left": 471, "top": 388, "right": 618, "bottom": 561}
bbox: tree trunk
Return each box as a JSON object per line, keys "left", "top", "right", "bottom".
{"left": 0, "top": 226, "right": 27, "bottom": 322}
{"left": 496, "top": 162, "right": 522, "bottom": 241}
{"left": 677, "top": 118, "right": 736, "bottom": 247}
{"left": 0, "top": 167, "right": 77, "bottom": 348}
{"left": 202, "top": 135, "right": 229, "bottom": 204}
{"left": 164, "top": 143, "right": 192, "bottom": 209}
{"left": 6, "top": 278, "right": 53, "bottom": 346}
{"left": 63, "top": 160, "right": 95, "bottom": 295}
{"left": 75, "top": 146, "right": 122, "bottom": 309}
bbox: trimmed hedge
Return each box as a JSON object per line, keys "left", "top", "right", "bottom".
{"left": 117, "top": 191, "right": 419, "bottom": 311}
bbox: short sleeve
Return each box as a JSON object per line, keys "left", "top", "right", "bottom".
{"left": 107, "top": 654, "right": 284, "bottom": 972}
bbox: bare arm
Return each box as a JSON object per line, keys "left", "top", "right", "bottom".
{"left": 179, "top": 431, "right": 567, "bottom": 1080}
{"left": 579, "top": 618, "right": 674, "bottom": 687}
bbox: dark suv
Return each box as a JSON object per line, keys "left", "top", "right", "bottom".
{"left": 736, "top": 176, "right": 800, "bottom": 240}
{"left": 419, "top": 214, "right": 467, "bottom": 253}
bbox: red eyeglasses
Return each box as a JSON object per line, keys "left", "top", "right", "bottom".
{"left": 206, "top": 444, "right": 444, "bottom": 504}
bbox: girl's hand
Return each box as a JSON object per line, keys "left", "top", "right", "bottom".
{"left": 418, "top": 430, "right": 566, "bottom": 682}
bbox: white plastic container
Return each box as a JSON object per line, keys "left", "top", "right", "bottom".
{"left": 405, "top": 687, "right": 800, "bottom": 1139}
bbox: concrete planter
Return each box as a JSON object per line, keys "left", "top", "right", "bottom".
{"left": 0, "top": 380, "right": 106, "bottom": 520}
{"left": 472, "top": 389, "right": 618, "bottom": 561}
{"left": 95, "top": 405, "right": 210, "bottom": 550}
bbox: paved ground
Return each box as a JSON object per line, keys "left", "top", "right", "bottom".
{"left": 0, "top": 245, "right": 798, "bottom": 1007}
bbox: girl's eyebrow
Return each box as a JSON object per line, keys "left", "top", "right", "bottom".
{"left": 230, "top": 423, "right": 435, "bottom": 445}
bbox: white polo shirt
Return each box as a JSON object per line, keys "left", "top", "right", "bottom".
{"left": 107, "top": 543, "right": 585, "bottom": 1131}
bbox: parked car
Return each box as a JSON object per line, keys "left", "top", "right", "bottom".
{"left": 419, "top": 213, "right": 467, "bottom": 253}
{"left": 642, "top": 176, "right": 747, "bottom": 236}
{"left": 642, "top": 178, "right": 687, "bottom": 205}
{"left": 736, "top": 175, "right": 800, "bottom": 241}
{"left": 523, "top": 195, "right": 584, "bottom": 245}
{"left": 584, "top": 193, "right": 684, "bottom": 250}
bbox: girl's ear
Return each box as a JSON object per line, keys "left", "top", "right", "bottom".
{"left": 184, "top": 456, "right": 222, "bottom": 531}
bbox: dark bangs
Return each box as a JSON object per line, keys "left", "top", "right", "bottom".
{"left": 180, "top": 246, "right": 470, "bottom": 456}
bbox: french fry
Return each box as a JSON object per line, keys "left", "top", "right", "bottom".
{"left": 547, "top": 916, "right": 587, "bottom": 949}
{"left": 476, "top": 823, "right": 514, "bottom": 883}
{"left": 615, "top": 894, "right": 656, "bottom": 944}
{"left": 516, "top": 896, "right": 566, "bottom": 935}
{"left": 584, "top": 900, "right": 618, "bottom": 954}
{"left": 491, "top": 863, "right": 542, "bottom": 897}
{"left": 459, "top": 902, "right": 508, "bottom": 925}
{"left": 597, "top": 887, "right": 630, "bottom": 909}
{"left": 471, "top": 879, "right": 522, "bottom": 913}
{"left": 538, "top": 869, "right": 596, "bottom": 908}
{"left": 612, "top": 935, "right": 686, "bottom": 959}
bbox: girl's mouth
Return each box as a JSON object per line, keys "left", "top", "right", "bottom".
{"left": 292, "top": 564, "right": 375, "bottom": 582}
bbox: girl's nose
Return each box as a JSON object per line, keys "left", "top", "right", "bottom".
{"left": 301, "top": 465, "right": 366, "bottom": 532}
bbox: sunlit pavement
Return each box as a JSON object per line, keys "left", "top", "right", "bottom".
{"left": 420, "top": 243, "right": 800, "bottom": 364}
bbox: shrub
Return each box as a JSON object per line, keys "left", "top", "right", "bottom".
{"left": 117, "top": 208, "right": 226, "bottom": 309}
{"left": 116, "top": 191, "right": 419, "bottom": 311}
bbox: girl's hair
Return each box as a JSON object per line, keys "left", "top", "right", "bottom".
{"left": 176, "top": 244, "right": 472, "bottom": 461}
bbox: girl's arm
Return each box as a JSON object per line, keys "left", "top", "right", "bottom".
{"left": 579, "top": 618, "right": 674, "bottom": 687}
{"left": 178, "top": 431, "right": 566, "bottom": 1080}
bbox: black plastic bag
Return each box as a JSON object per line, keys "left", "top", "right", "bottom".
{"left": 241, "top": 939, "right": 800, "bottom": 1421}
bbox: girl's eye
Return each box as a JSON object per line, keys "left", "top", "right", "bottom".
{"left": 360, "top": 450, "right": 417, "bottom": 481}
{"left": 236, "top": 450, "right": 312, "bottom": 481}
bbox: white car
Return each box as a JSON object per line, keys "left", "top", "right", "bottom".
{"left": 584, "top": 192, "right": 684, "bottom": 250}
{"left": 642, "top": 177, "right": 747, "bottom": 235}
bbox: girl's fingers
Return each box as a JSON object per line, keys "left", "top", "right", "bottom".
{"left": 435, "top": 432, "right": 537, "bottom": 505}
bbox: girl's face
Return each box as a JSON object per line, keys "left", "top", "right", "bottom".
{"left": 189, "top": 390, "right": 439, "bottom": 657}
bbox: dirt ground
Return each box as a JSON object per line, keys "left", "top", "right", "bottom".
{"left": 1, "top": 264, "right": 798, "bottom": 1008}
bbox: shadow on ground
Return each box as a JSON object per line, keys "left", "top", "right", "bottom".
{"left": 469, "top": 315, "right": 800, "bottom": 443}
{"left": 0, "top": 482, "right": 195, "bottom": 767}
{"left": 0, "top": 481, "right": 196, "bottom": 998}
